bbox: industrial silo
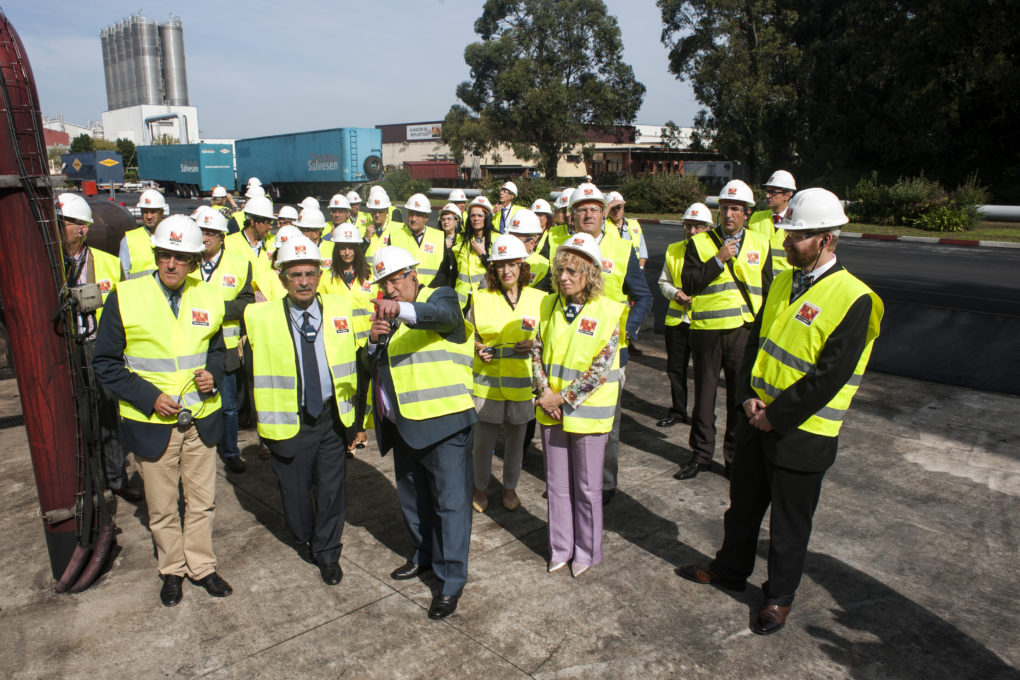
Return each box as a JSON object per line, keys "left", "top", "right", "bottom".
{"left": 113, "top": 20, "right": 133, "bottom": 108}
{"left": 100, "top": 29, "right": 115, "bottom": 111}
{"left": 159, "top": 18, "right": 188, "bottom": 106}
{"left": 133, "top": 16, "right": 163, "bottom": 105}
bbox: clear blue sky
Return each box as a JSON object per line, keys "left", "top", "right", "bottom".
{"left": 5, "top": 1, "right": 699, "bottom": 139}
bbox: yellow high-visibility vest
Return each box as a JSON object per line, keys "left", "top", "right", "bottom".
{"left": 91, "top": 247, "right": 123, "bottom": 324}
{"left": 224, "top": 230, "right": 273, "bottom": 278}
{"left": 610, "top": 216, "right": 643, "bottom": 257}
{"left": 124, "top": 227, "right": 156, "bottom": 279}
{"left": 454, "top": 237, "right": 488, "bottom": 305}
{"left": 386, "top": 286, "right": 475, "bottom": 420}
{"left": 471, "top": 286, "right": 544, "bottom": 401}
{"left": 252, "top": 268, "right": 286, "bottom": 302}
{"left": 115, "top": 276, "right": 224, "bottom": 424}
{"left": 319, "top": 272, "right": 376, "bottom": 344}
{"left": 189, "top": 248, "right": 250, "bottom": 349}
{"left": 751, "top": 268, "right": 883, "bottom": 437}
{"left": 662, "top": 240, "right": 690, "bottom": 327}
{"left": 492, "top": 204, "right": 524, "bottom": 234}
{"left": 536, "top": 293, "right": 622, "bottom": 433}
{"left": 386, "top": 225, "right": 446, "bottom": 287}
{"left": 244, "top": 294, "right": 361, "bottom": 440}
{"left": 525, "top": 250, "right": 549, "bottom": 288}
{"left": 748, "top": 210, "right": 790, "bottom": 271}
{"left": 688, "top": 228, "right": 769, "bottom": 330}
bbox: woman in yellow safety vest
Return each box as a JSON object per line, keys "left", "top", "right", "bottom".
{"left": 439, "top": 203, "right": 462, "bottom": 250}
{"left": 468, "top": 234, "right": 544, "bottom": 514}
{"left": 454, "top": 196, "right": 494, "bottom": 308}
{"left": 318, "top": 224, "right": 375, "bottom": 453}
{"left": 531, "top": 233, "right": 623, "bottom": 578}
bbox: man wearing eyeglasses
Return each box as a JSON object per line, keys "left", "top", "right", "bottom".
{"left": 225, "top": 195, "right": 276, "bottom": 279}
{"left": 94, "top": 215, "right": 232, "bottom": 607}
{"left": 678, "top": 180, "right": 773, "bottom": 481}
{"left": 244, "top": 236, "right": 361, "bottom": 587}
{"left": 748, "top": 170, "right": 797, "bottom": 271}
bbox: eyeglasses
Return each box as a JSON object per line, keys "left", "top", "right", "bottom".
{"left": 786, "top": 230, "right": 826, "bottom": 242}
{"left": 381, "top": 269, "right": 414, "bottom": 289}
{"left": 252, "top": 216, "right": 276, "bottom": 223}
{"left": 765, "top": 188, "right": 791, "bottom": 196}
{"left": 156, "top": 251, "right": 195, "bottom": 265}
{"left": 283, "top": 270, "right": 320, "bottom": 281}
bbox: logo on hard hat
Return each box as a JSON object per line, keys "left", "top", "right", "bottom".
{"left": 572, "top": 237, "right": 585, "bottom": 246}
{"left": 691, "top": 209, "right": 699, "bottom": 216}
{"left": 144, "top": 198, "right": 152, "bottom": 204}
{"left": 498, "top": 245, "right": 508, "bottom": 255}
{"left": 727, "top": 187, "right": 737, "bottom": 196}
{"left": 375, "top": 261, "right": 386, "bottom": 273}
{"left": 295, "top": 245, "right": 307, "bottom": 256}
{"left": 169, "top": 231, "right": 183, "bottom": 244}
{"left": 279, "top": 235, "right": 289, "bottom": 243}
{"left": 768, "top": 174, "right": 778, "bottom": 184}
{"left": 373, "top": 199, "right": 381, "bottom": 205}
{"left": 512, "top": 219, "right": 520, "bottom": 226}
{"left": 203, "top": 215, "right": 212, "bottom": 224}
{"left": 583, "top": 188, "right": 593, "bottom": 196}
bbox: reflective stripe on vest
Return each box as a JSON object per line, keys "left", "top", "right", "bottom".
{"left": 244, "top": 294, "right": 361, "bottom": 440}
{"left": 387, "top": 225, "right": 446, "bottom": 286}
{"left": 471, "top": 286, "right": 544, "bottom": 401}
{"left": 454, "top": 240, "right": 488, "bottom": 305}
{"left": 116, "top": 276, "right": 224, "bottom": 424}
{"left": 750, "top": 268, "right": 883, "bottom": 437}
{"left": 536, "top": 294, "right": 622, "bottom": 434}
{"left": 387, "top": 286, "right": 475, "bottom": 420}
{"left": 125, "top": 227, "right": 156, "bottom": 279}
{"left": 663, "top": 240, "right": 690, "bottom": 326}
{"left": 688, "top": 228, "right": 769, "bottom": 330}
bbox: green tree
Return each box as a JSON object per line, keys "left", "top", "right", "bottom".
{"left": 658, "top": 0, "right": 802, "bottom": 185}
{"left": 115, "top": 138, "right": 136, "bottom": 167}
{"left": 444, "top": 0, "right": 645, "bottom": 180}
{"left": 91, "top": 138, "right": 117, "bottom": 151}
{"left": 69, "top": 133, "right": 93, "bottom": 153}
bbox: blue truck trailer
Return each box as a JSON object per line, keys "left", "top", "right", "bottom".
{"left": 61, "top": 151, "right": 124, "bottom": 189}
{"left": 234, "top": 128, "right": 382, "bottom": 202}
{"left": 136, "top": 143, "right": 235, "bottom": 198}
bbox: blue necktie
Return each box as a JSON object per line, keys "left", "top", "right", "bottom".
{"left": 169, "top": 290, "right": 180, "bottom": 317}
{"left": 301, "top": 311, "right": 323, "bottom": 419}
{"left": 790, "top": 271, "right": 807, "bottom": 302}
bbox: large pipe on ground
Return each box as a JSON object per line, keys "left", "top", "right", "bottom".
{"left": 0, "top": 11, "right": 83, "bottom": 579}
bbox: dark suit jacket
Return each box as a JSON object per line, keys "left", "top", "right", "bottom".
{"left": 367, "top": 285, "right": 477, "bottom": 454}
{"left": 736, "top": 262, "right": 873, "bottom": 472}
{"left": 93, "top": 287, "right": 226, "bottom": 459}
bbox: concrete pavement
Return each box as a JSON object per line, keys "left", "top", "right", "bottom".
{"left": 1, "top": 339, "right": 1018, "bottom": 679}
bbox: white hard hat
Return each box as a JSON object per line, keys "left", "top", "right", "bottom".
{"left": 506, "top": 208, "right": 543, "bottom": 235}
{"left": 440, "top": 203, "right": 462, "bottom": 218}
{"left": 328, "top": 193, "right": 352, "bottom": 211}
{"left": 247, "top": 177, "right": 262, "bottom": 187}
{"left": 371, "top": 245, "right": 419, "bottom": 284}
{"left": 211, "top": 185, "right": 228, "bottom": 198}
{"left": 295, "top": 207, "right": 327, "bottom": 231}
{"left": 274, "top": 234, "right": 322, "bottom": 269}
{"left": 346, "top": 190, "right": 362, "bottom": 204}
{"left": 191, "top": 205, "right": 228, "bottom": 232}
{"left": 553, "top": 191, "right": 570, "bottom": 210}
{"left": 277, "top": 205, "right": 299, "bottom": 221}
{"left": 329, "top": 224, "right": 363, "bottom": 244}
{"left": 764, "top": 170, "right": 797, "bottom": 192}
{"left": 243, "top": 196, "right": 276, "bottom": 220}
{"left": 490, "top": 234, "right": 528, "bottom": 262}
{"left": 606, "top": 191, "right": 625, "bottom": 207}
{"left": 467, "top": 195, "right": 493, "bottom": 213}
{"left": 449, "top": 188, "right": 467, "bottom": 202}
{"left": 150, "top": 214, "right": 203, "bottom": 253}
{"left": 368, "top": 185, "right": 388, "bottom": 197}
{"left": 780, "top": 188, "right": 847, "bottom": 233}
{"left": 718, "top": 179, "right": 755, "bottom": 207}
{"left": 56, "top": 193, "right": 93, "bottom": 223}
{"left": 568, "top": 182, "right": 607, "bottom": 210}
{"left": 500, "top": 181, "right": 518, "bottom": 196}
{"left": 556, "top": 231, "right": 602, "bottom": 265}
{"left": 137, "top": 188, "right": 167, "bottom": 211}
{"left": 404, "top": 193, "right": 431, "bottom": 214}
{"left": 366, "top": 192, "right": 392, "bottom": 210}
{"left": 298, "top": 196, "right": 319, "bottom": 211}
{"left": 274, "top": 225, "right": 302, "bottom": 248}
{"left": 683, "top": 202, "right": 713, "bottom": 224}
{"left": 530, "top": 198, "right": 553, "bottom": 215}
{"left": 244, "top": 185, "right": 266, "bottom": 199}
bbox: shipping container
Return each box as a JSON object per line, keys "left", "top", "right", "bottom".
{"left": 136, "top": 143, "right": 235, "bottom": 198}
{"left": 235, "top": 128, "right": 382, "bottom": 202}
{"left": 404, "top": 160, "right": 458, "bottom": 181}
{"left": 61, "top": 151, "right": 124, "bottom": 189}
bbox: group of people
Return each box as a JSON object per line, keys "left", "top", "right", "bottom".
{"left": 58, "top": 168, "right": 882, "bottom": 634}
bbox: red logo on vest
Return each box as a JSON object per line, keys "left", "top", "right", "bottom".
{"left": 795, "top": 301, "right": 821, "bottom": 326}
{"left": 333, "top": 317, "right": 349, "bottom": 334}
{"left": 521, "top": 316, "right": 536, "bottom": 332}
{"left": 222, "top": 275, "right": 237, "bottom": 287}
{"left": 191, "top": 309, "right": 210, "bottom": 327}
{"left": 578, "top": 317, "right": 598, "bottom": 336}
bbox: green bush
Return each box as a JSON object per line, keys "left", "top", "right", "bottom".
{"left": 409, "top": 179, "right": 432, "bottom": 197}
{"left": 617, "top": 173, "right": 705, "bottom": 213}
{"left": 909, "top": 207, "right": 973, "bottom": 232}
{"left": 380, "top": 168, "right": 413, "bottom": 201}
{"left": 513, "top": 177, "right": 555, "bottom": 208}
{"left": 847, "top": 173, "right": 948, "bottom": 225}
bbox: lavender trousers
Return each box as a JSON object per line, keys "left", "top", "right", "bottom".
{"left": 542, "top": 424, "right": 608, "bottom": 568}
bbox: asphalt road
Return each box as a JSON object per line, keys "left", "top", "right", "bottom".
{"left": 640, "top": 222, "right": 1020, "bottom": 395}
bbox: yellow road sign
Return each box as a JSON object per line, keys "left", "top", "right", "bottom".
{"left": 98, "top": 158, "right": 120, "bottom": 167}
{"left": 71, "top": 158, "right": 82, "bottom": 171}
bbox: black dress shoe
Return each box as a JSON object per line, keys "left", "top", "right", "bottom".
{"left": 602, "top": 488, "right": 616, "bottom": 506}
{"left": 673, "top": 461, "right": 711, "bottom": 480}
{"left": 656, "top": 413, "right": 687, "bottom": 427}
{"left": 194, "top": 572, "right": 233, "bottom": 597}
{"left": 390, "top": 560, "right": 432, "bottom": 580}
{"left": 428, "top": 594, "right": 459, "bottom": 620}
{"left": 754, "top": 604, "right": 791, "bottom": 635}
{"left": 160, "top": 574, "right": 184, "bottom": 607}
{"left": 113, "top": 486, "right": 144, "bottom": 503}
{"left": 223, "top": 456, "right": 246, "bottom": 473}
{"left": 676, "top": 564, "right": 747, "bottom": 591}
{"left": 319, "top": 562, "right": 343, "bottom": 586}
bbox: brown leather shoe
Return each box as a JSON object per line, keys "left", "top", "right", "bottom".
{"left": 754, "top": 604, "right": 791, "bottom": 635}
{"left": 676, "top": 564, "right": 747, "bottom": 591}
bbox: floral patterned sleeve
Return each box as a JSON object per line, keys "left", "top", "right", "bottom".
{"left": 531, "top": 327, "right": 550, "bottom": 394}
{"left": 561, "top": 325, "right": 620, "bottom": 408}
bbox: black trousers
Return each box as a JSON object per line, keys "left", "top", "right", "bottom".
{"left": 688, "top": 325, "right": 750, "bottom": 465}
{"left": 270, "top": 401, "right": 348, "bottom": 566}
{"left": 710, "top": 425, "right": 827, "bottom": 607}
{"left": 663, "top": 322, "right": 692, "bottom": 418}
